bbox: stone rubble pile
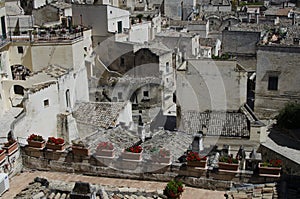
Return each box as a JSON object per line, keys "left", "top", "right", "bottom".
{"left": 14, "top": 177, "right": 167, "bottom": 199}
{"left": 226, "top": 182, "right": 279, "bottom": 199}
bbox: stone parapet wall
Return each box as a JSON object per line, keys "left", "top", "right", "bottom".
{"left": 258, "top": 145, "right": 300, "bottom": 176}
{"left": 21, "top": 146, "right": 281, "bottom": 191}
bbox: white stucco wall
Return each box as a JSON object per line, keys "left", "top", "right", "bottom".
{"left": 31, "top": 43, "right": 73, "bottom": 71}
{"left": 117, "top": 101, "right": 133, "bottom": 126}
{"left": 64, "top": 7, "right": 72, "bottom": 17}
{"left": 14, "top": 83, "right": 60, "bottom": 139}
{"left": 34, "top": 0, "right": 47, "bottom": 9}
{"left": 107, "top": 6, "right": 130, "bottom": 33}
{"left": 128, "top": 22, "right": 150, "bottom": 43}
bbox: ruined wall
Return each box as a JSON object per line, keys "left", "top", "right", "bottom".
{"left": 32, "top": 5, "right": 59, "bottom": 26}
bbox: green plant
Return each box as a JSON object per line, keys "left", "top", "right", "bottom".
{"left": 27, "top": 134, "right": 44, "bottom": 142}
{"left": 261, "top": 159, "right": 282, "bottom": 168}
{"left": 275, "top": 102, "right": 300, "bottom": 129}
{"left": 219, "top": 155, "right": 238, "bottom": 164}
{"left": 164, "top": 180, "right": 184, "bottom": 198}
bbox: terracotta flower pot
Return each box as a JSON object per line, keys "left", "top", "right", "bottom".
{"left": 72, "top": 146, "right": 89, "bottom": 156}
{"left": 122, "top": 149, "right": 142, "bottom": 161}
{"left": 258, "top": 163, "right": 281, "bottom": 176}
{"left": 187, "top": 159, "right": 207, "bottom": 168}
{"left": 27, "top": 140, "right": 45, "bottom": 149}
{"left": 154, "top": 156, "right": 171, "bottom": 164}
{"left": 0, "top": 150, "right": 6, "bottom": 163}
{"left": 218, "top": 162, "right": 239, "bottom": 171}
{"left": 46, "top": 142, "right": 65, "bottom": 151}
{"left": 2, "top": 141, "right": 18, "bottom": 155}
{"left": 95, "top": 149, "right": 114, "bottom": 158}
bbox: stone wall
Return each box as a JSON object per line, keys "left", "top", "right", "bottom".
{"left": 254, "top": 45, "right": 300, "bottom": 119}
{"left": 222, "top": 30, "right": 260, "bottom": 55}
{"left": 21, "top": 146, "right": 281, "bottom": 191}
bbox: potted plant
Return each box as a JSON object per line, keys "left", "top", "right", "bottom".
{"left": 218, "top": 155, "right": 239, "bottom": 171}
{"left": 122, "top": 145, "right": 143, "bottom": 161}
{"left": 27, "top": 134, "right": 45, "bottom": 148}
{"left": 72, "top": 140, "right": 89, "bottom": 156}
{"left": 152, "top": 148, "right": 171, "bottom": 164}
{"left": 0, "top": 149, "right": 6, "bottom": 163}
{"left": 186, "top": 151, "right": 207, "bottom": 168}
{"left": 2, "top": 139, "right": 18, "bottom": 155}
{"left": 163, "top": 180, "right": 184, "bottom": 199}
{"left": 95, "top": 142, "right": 114, "bottom": 157}
{"left": 258, "top": 159, "right": 282, "bottom": 176}
{"left": 46, "top": 137, "right": 65, "bottom": 151}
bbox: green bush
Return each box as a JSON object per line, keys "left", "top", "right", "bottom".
{"left": 276, "top": 103, "right": 300, "bottom": 129}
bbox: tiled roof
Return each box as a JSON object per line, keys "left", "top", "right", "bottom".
{"left": 73, "top": 101, "right": 128, "bottom": 129}
{"left": 182, "top": 111, "right": 249, "bottom": 137}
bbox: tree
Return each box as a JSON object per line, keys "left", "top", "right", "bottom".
{"left": 276, "top": 102, "right": 300, "bottom": 129}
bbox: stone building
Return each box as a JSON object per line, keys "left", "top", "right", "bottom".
{"left": 177, "top": 59, "right": 248, "bottom": 113}
{"left": 0, "top": 27, "right": 92, "bottom": 141}
{"left": 254, "top": 45, "right": 300, "bottom": 119}
{"left": 155, "top": 30, "right": 200, "bottom": 59}
{"left": 72, "top": 4, "right": 130, "bottom": 46}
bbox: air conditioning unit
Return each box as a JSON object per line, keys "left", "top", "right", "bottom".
{"left": 0, "top": 173, "right": 9, "bottom": 196}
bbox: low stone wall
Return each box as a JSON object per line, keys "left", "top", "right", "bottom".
{"left": 21, "top": 146, "right": 280, "bottom": 191}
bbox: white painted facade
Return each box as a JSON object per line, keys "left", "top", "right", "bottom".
{"left": 117, "top": 101, "right": 133, "bottom": 126}
{"left": 128, "top": 22, "right": 151, "bottom": 43}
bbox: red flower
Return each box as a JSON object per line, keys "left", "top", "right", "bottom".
{"left": 186, "top": 151, "right": 206, "bottom": 162}
{"left": 126, "top": 145, "right": 142, "bottom": 153}
{"left": 97, "top": 142, "right": 114, "bottom": 150}
{"left": 28, "top": 134, "right": 44, "bottom": 142}
{"left": 47, "top": 137, "right": 64, "bottom": 145}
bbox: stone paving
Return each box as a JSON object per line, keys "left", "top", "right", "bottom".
{"left": 3, "top": 171, "right": 225, "bottom": 199}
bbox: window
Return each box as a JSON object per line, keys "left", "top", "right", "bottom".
{"left": 166, "top": 62, "right": 169, "bottom": 73}
{"left": 118, "top": 92, "right": 123, "bottom": 99}
{"left": 143, "top": 91, "right": 149, "bottom": 97}
{"left": 17, "top": 46, "right": 23, "bottom": 54}
{"left": 120, "top": 57, "right": 125, "bottom": 66}
{"left": 268, "top": 76, "right": 278, "bottom": 91}
{"left": 110, "top": 11, "right": 112, "bottom": 14}
{"left": 43, "top": 99, "right": 49, "bottom": 107}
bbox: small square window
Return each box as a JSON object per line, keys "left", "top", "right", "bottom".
{"left": 143, "top": 91, "right": 149, "bottom": 97}
{"left": 268, "top": 76, "right": 278, "bottom": 91}
{"left": 43, "top": 99, "right": 49, "bottom": 107}
{"left": 17, "top": 46, "right": 23, "bottom": 54}
{"left": 110, "top": 11, "right": 112, "bottom": 14}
